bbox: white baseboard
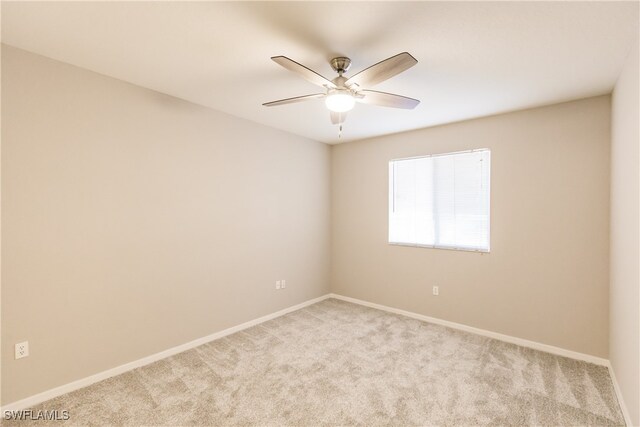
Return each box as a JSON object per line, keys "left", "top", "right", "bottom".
{"left": 1, "top": 294, "right": 331, "bottom": 413}
{"left": 607, "top": 363, "right": 633, "bottom": 427}
{"left": 329, "top": 293, "right": 609, "bottom": 366}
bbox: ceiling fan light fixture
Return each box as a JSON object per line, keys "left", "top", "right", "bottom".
{"left": 325, "top": 90, "right": 355, "bottom": 113}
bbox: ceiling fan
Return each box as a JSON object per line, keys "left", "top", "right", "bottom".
{"left": 263, "top": 52, "right": 420, "bottom": 133}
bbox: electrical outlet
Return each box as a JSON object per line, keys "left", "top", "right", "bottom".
{"left": 15, "top": 341, "right": 29, "bottom": 359}
{"left": 281, "top": 280, "right": 286, "bottom": 289}
{"left": 433, "top": 286, "right": 439, "bottom": 296}
{"left": 275, "top": 281, "right": 281, "bottom": 290}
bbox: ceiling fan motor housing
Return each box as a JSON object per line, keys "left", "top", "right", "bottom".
{"left": 330, "top": 57, "right": 352, "bottom": 74}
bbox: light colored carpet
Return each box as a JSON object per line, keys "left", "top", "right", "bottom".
{"left": 5, "top": 298, "right": 624, "bottom": 426}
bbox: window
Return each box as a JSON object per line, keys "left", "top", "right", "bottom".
{"left": 389, "top": 149, "right": 490, "bottom": 252}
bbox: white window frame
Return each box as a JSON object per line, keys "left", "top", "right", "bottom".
{"left": 388, "top": 148, "right": 491, "bottom": 253}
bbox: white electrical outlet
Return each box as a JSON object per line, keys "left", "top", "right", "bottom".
{"left": 15, "top": 341, "right": 29, "bottom": 359}
{"left": 275, "top": 281, "right": 281, "bottom": 290}
{"left": 433, "top": 286, "right": 439, "bottom": 296}
{"left": 281, "top": 280, "right": 286, "bottom": 289}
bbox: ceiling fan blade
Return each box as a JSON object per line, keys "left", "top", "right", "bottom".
{"left": 357, "top": 90, "right": 420, "bottom": 109}
{"left": 330, "top": 111, "right": 348, "bottom": 125}
{"left": 345, "top": 52, "right": 417, "bottom": 88}
{"left": 263, "top": 93, "right": 325, "bottom": 107}
{"left": 272, "top": 56, "right": 337, "bottom": 89}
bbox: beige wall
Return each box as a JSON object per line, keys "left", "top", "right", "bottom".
{"left": 331, "top": 96, "right": 611, "bottom": 358}
{"left": 1, "top": 46, "right": 331, "bottom": 405}
{"left": 610, "top": 38, "right": 639, "bottom": 426}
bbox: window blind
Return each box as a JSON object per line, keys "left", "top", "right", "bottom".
{"left": 389, "top": 149, "right": 491, "bottom": 252}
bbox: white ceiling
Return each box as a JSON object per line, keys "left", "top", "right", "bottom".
{"left": 2, "top": 1, "right": 638, "bottom": 144}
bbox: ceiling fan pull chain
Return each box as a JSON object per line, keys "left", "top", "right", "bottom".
{"left": 339, "top": 124, "right": 343, "bottom": 139}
